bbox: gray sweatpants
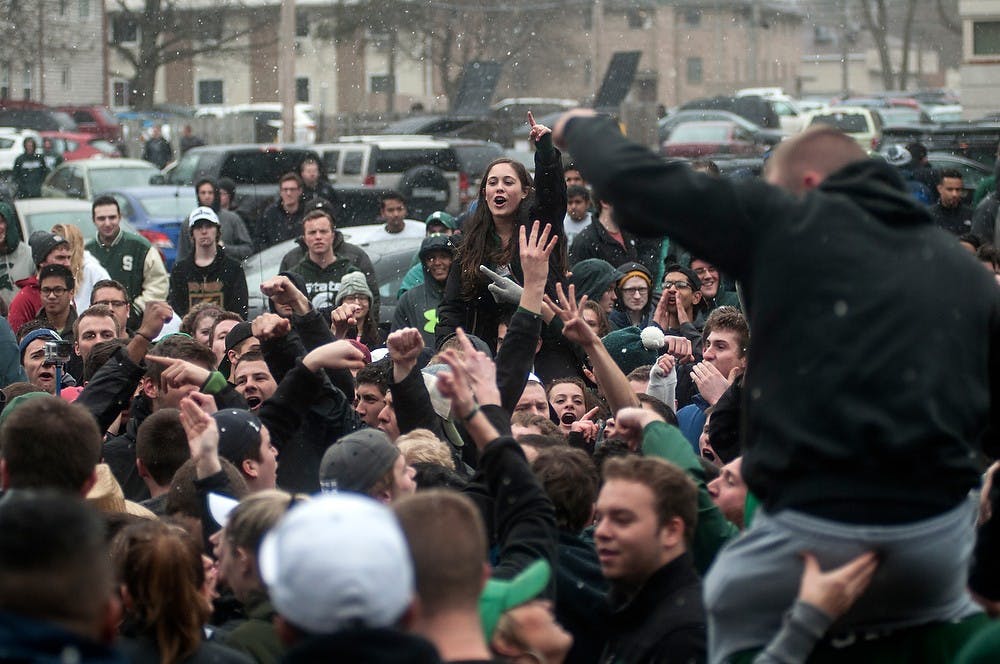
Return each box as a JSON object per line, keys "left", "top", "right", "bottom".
{"left": 703, "top": 493, "right": 982, "bottom": 663}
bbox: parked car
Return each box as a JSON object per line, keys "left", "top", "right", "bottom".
{"left": 41, "top": 159, "right": 161, "bottom": 200}
{"left": 925, "top": 152, "right": 992, "bottom": 205}
{"left": 661, "top": 121, "right": 766, "bottom": 158}
{"left": 195, "top": 103, "right": 316, "bottom": 144}
{"left": 100, "top": 186, "right": 197, "bottom": 270}
{"left": 0, "top": 101, "right": 77, "bottom": 132}
{"left": 39, "top": 131, "right": 121, "bottom": 161}
{"left": 55, "top": 106, "right": 123, "bottom": 145}
{"left": 927, "top": 105, "right": 964, "bottom": 124}
{"left": 876, "top": 107, "right": 933, "bottom": 127}
{"left": 162, "top": 144, "right": 321, "bottom": 236}
{"left": 658, "top": 110, "right": 784, "bottom": 146}
{"left": 880, "top": 122, "right": 1000, "bottom": 167}
{"left": 802, "top": 107, "right": 883, "bottom": 151}
{"left": 0, "top": 128, "right": 42, "bottom": 173}
{"left": 315, "top": 136, "right": 463, "bottom": 219}
{"left": 243, "top": 229, "right": 424, "bottom": 328}
{"left": 12, "top": 198, "right": 138, "bottom": 244}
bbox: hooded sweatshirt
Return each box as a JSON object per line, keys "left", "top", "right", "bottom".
{"left": 0, "top": 202, "right": 33, "bottom": 307}
{"left": 392, "top": 234, "right": 454, "bottom": 346}
{"left": 168, "top": 246, "right": 249, "bottom": 318}
{"left": 566, "top": 115, "right": 1000, "bottom": 524}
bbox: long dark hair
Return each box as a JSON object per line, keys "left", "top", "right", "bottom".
{"left": 112, "top": 520, "right": 211, "bottom": 664}
{"left": 458, "top": 158, "right": 534, "bottom": 300}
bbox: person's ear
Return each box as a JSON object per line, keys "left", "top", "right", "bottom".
{"left": 802, "top": 171, "right": 824, "bottom": 191}
{"left": 658, "top": 515, "right": 685, "bottom": 550}
{"left": 140, "top": 376, "right": 158, "bottom": 401}
{"left": 79, "top": 467, "right": 98, "bottom": 498}
{"left": 691, "top": 290, "right": 702, "bottom": 305}
{"left": 136, "top": 458, "right": 150, "bottom": 480}
{"left": 0, "top": 458, "right": 9, "bottom": 490}
{"left": 96, "top": 593, "right": 122, "bottom": 645}
{"left": 241, "top": 458, "right": 259, "bottom": 480}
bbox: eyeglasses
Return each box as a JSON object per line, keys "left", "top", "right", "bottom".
{"left": 341, "top": 294, "right": 368, "bottom": 303}
{"left": 662, "top": 280, "right": 692, "bottom": 291}
{"left": 280, "top": 186, "right": 301, "bottom": 193}
{"left": 621, "top": 286, "right": 649, "bottom": 296}
{"left": 94, "top": 299, "right": 129, "bottom": 309}
{"left": 40, "top": 286, "right": 69, "bottom": 296}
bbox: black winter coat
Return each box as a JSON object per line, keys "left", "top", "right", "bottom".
{"left": 436, "top": 134, "right": 567, "bottom": 350}
{"left": 566, "top": 115, "right": 1000, "bottom": 523}
{"left": 600, "top": 553, "right": 706, "bottom": 664}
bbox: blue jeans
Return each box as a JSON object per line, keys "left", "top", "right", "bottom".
{"left": 703, "top": 493, "right": 982, "bottom": 663}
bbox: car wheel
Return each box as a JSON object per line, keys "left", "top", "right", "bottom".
{"left": 398, "top": 165, "right": 450, "bottom": 219}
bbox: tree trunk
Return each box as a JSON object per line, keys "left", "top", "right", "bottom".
{"left": 859, "top": 0, "right": 895, "bottom": 91}
{"left": 897, "top": 0, "right": 918, "bottom": 90}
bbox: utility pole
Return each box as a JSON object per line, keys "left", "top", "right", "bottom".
{"left": 840, "top": 0, "right": 850, "bottom": 97}
{"left": 279, "top": 0, "right": 296, "bottom": 143}
{"left": 748, "top": 0, "right": 760, "bottom": 84}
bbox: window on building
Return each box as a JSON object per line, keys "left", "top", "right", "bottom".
{"left": 684, "top": 9, "right": 701, "bottom": 26}
{"left": 370, "top": 75, "right": 394, "bottom": 94}
{"left": 296, "top": 9, "right": 309, "bottom": 37}
{"left": 686, "top": 57, "right": 703, "bottom": 84}
{"left": 113, "top": 15, "right": 139, "bottom": 43}
{"left": 626, "top": 8, "right": 650, "bottom": 29}
{"left": 59, "top": 0, "right": 68, "bottom": 15}
{"left": 113, "top": 80, "right": 129, "bottom": 107}
{"left": 195, "top": 14, "right": 224, "bottom": 43}
{"left": 584, "top": 59, "right": 593, "bottom": 86}
{"left": 296, "top": 77, "right": 310, "bottom": 102}
{"left": 61, "top": 66, "right": 71, "bottom": 90}
{"left": 22, "top": 64, "right": 31, "bottom": 99}
{"left": 198, "top": 79, "right": 224, "bottom": 105}
{"left": 973, "top": 21, "right": 1000, "bottom": 55}
{"left": 583, "top": 8, "right": 592, "bottom": 30}
{"left": 0, "top": 62, "right": 9, "bottom": 100}
{"left": 78, "top": 0, "right": 90, "bottom": 18}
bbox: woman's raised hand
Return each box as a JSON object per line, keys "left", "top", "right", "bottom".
{"left": 528, "top": 111, "right": 552, "bottom": 145}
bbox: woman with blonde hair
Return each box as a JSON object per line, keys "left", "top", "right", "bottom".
{"left": 51, "top": 222, "right": 110, "bottom": 312}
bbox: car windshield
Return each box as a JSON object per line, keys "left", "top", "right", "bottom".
{"left": 89, "top": 167, "right": 158, "bottom": 193}
{"left": 375, "top": 148, "right": 459, "bottom": 172}
{"left": 220, "top": 151, "right": 315, "bottom": 184}
{"left": 452, "top": 144, "right": 505, "bottom": 176}
{"left": 879, "top": 108, "right": 922, "bottom": 124}
{"left": 0, "top": 138, "right": 14, "bottom": 149}
{"left": 669, "top": 124, "right": 731, "bottom": 142}
{"left": 810, "top": 113, "right": 869, "bottom": 133}
{"left": 23, "top": 213, "right": 99, "bottom": 240}
{"left": 136, "top": 194, "right": 198, "bottom": 218}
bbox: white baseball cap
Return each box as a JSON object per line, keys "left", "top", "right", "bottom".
{"left": 258, "top": 493, "right": 414, "bottom": 635}
{"left": 188, "top": 205, "right": 220, "bottom": 227}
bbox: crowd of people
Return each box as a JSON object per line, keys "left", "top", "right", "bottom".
{"left": 0, "top": 109, "right": 997, "bottom": 664}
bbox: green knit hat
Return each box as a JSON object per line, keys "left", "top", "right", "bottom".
{"left": 602, "top": 326, "right": 658, "bottom": 375}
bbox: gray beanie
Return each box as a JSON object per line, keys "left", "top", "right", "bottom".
{"left": 319, "top": 429, "right": 400, "bottom": 495}
{"left": 336, "top": 271, "right": 373, "bottom": 306}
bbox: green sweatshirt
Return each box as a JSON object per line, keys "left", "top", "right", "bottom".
{"left": 640, "top": 421, "right": 739, "bottom": 574}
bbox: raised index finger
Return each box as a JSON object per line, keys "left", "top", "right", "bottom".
{"left": 582, "top": 406, "right": 600, "bottom": 421}
{"left": 145, "top": 355, "right": 177, "bottom": 366}
{"left": 527, "top": 111, "right": 536, "bottom": 127}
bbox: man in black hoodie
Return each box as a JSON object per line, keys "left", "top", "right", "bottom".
{"left": 555, "top": 114, "right": 1000, "bottom": 660}
{"left": 168, "top": 207, "right": 248, "bottom": 319}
